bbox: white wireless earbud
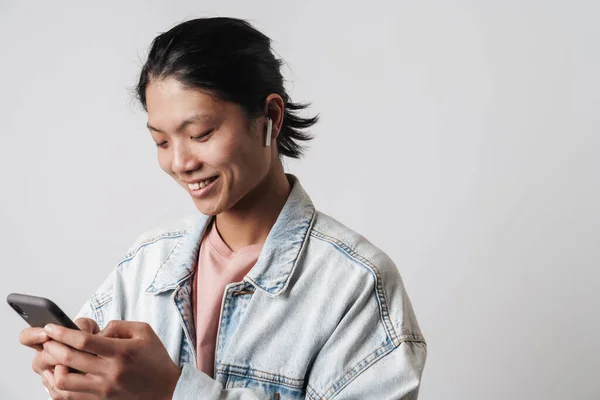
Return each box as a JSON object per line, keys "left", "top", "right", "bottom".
{"left": 265, "top": 117, "right": 273, "bottom": 147}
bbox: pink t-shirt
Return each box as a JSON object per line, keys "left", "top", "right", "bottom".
{"left": 192, "top": 219, "right": 263, "bottom": 377}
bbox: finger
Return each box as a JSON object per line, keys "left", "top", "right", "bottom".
{"left": 43, "top": 340, "right": 103, "bottom": 375}
{"left": 42, "top": 370, "right": 63, "bottom": 399}
{"left": 40, "top": 371, "right": 58, "bottom": 398}
{"left": 74, "top": 318, "right": 100, "bottom": 334}
{"left": 20, "top": 327, "right": 50, "bottom": 349}
{"left": 98, "top": 319, "right": 145, "bottom": 339}
{"left": 45, "top": 369, "right": 99, "bottom": 400}
{"left": 54, "top": 364, "right": 103, "bottom": 396}
{"left": 44, "top": 324, "right": 116, "bottom": 357}
{"left": 32, "top": 349, "right": 60, "bottom": 374}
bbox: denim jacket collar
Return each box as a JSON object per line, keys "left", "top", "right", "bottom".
{"left": 145, "top": 173, "right": 316, "bottom": 297}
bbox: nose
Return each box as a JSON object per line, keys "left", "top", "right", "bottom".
{"left": 171, "top": 141, "right": 201, "bottom": 176}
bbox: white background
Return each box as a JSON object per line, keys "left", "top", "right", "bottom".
{"left": 1, "top": 1, "right": 598, "bottom": 399}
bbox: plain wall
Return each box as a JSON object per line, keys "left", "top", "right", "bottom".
{"left": 1, "top": 1, "right": 598, "bottom": 399}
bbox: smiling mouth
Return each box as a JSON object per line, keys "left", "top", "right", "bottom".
{"left": 186, "top": 176, "right": 218, "bottom": 190}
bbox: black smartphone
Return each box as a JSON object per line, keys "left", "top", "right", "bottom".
{"left": 7, "top": 293, "right": 79, "bottom": 330}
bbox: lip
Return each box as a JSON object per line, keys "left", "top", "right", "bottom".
{"left": 187, "top": 176, "right": 219, "bottom": 199}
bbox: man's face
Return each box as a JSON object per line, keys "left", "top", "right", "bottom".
{"left": 145, "top": 77, "right": 272, "bottom": 215}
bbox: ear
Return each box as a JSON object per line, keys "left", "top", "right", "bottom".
{"left": 264, "top": 94, "right": 285, "bottom": 141}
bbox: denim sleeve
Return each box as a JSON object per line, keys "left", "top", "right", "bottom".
{"left": 304, "top": 252, "right": 427, "bottom": 400}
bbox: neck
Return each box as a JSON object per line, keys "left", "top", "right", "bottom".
{"left": 214, "top": 162, "right": 291, "bottom": 252}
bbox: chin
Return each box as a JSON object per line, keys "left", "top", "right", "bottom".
{"left": 193, "top": 199, "right": 223, "bottom": 217}
{"left": 194, "top": 204, "right": 217, "bottom": 216}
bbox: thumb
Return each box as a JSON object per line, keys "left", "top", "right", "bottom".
{"left": 74, "top": 318, "right": 100, "bottom": 334}
{"left": 98, "top": 320, "right": 138, "bottom": 339}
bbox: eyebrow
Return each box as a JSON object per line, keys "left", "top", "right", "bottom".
{"left": 146, "top": 114, "right": 214, "bottom": 134}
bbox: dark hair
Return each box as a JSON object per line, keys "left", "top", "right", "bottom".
{"left": 135, "top": 17, "right": 319, "bottom": 159}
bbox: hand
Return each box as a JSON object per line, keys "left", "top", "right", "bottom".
{"left": 42, "top": 320, "right": 182, "bottom": 400}
{"left": 20, "top": 318, "right": 100, "bottom": 399}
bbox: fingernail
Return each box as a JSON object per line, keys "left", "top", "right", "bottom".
{"left": 44, "top": 324, "right": 53, "bottom": 334}
{"left": 43, "top": 370, "right": 51, "bottom": 381}
{"left": 39, "top": 331, "right": 48, "bottom": 340}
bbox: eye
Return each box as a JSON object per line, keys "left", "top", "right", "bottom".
{"left": 192, "top": 129, "right": 214, "bottom": 141}
{"left": 156, "top": 141, "right": 168, "bottom": 149}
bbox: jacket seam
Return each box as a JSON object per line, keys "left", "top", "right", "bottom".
{"left": 306, "top": 336, "right": 425, "bottom": 399}
{"left": 325, "top": 340, "right": 422, "bottom": 399}
{"left": 145, "top": 234, "right": 188, "bottom": 292}
{"left": 89, "top": 231, "right": 187, "bottom": 322}
{"left": 216, "top": 363, "right": 305, "bottom": 389}
{"left": 90, "top": 293, "right": 108, "bottom": 328}
{"left": 320, "top": 341, "right": 394, "bottom": 399}
{"left": 309, "top": 229, "right": 400, "bottom": 345}
{"left": 117, "top": 231, "right": 187, "bottom": 266}
{"left": 245, "top": 205, "right": 317, "bottom": 296}
{"left": 306, "top": 384, "right": 324, "bottom": 400}
{"left": 91, "top": 289, "right": 113, "bottom": 309}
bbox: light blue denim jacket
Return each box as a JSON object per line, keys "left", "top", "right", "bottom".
{"left": 69, "top": 174, "right": 427, "bottom": 399}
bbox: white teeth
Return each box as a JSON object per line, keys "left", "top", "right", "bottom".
{"left": 187, "top": 177, "right": 215, "bottom": 191}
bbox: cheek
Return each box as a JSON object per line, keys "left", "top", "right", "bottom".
{"left": 213, "top": 139, "right": 244, "bottom": 171}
